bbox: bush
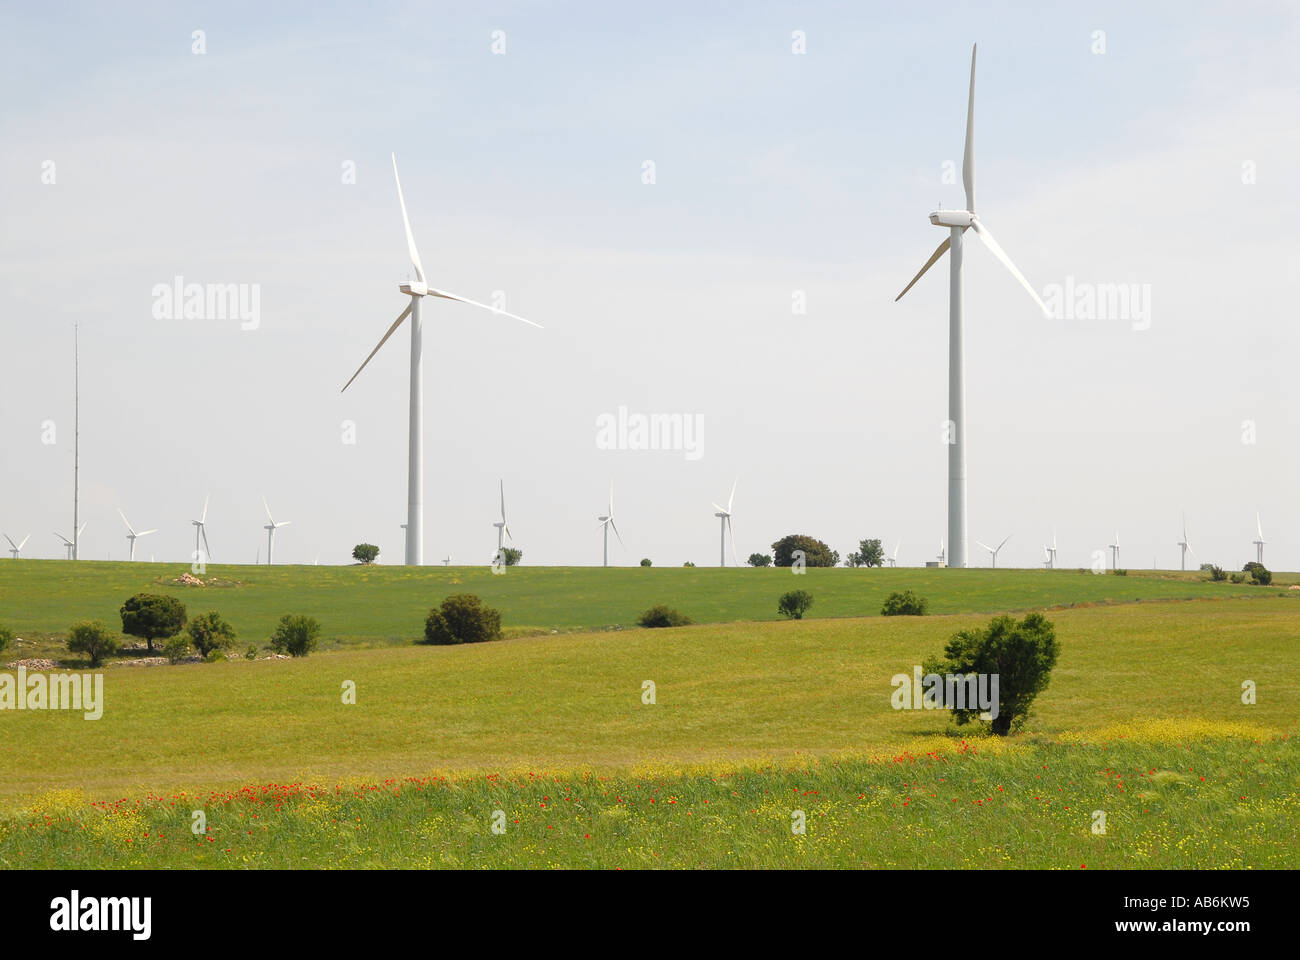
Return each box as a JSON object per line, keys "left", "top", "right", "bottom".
{"left": 778, "top": 590, "right": 814, "bottom": 620}
{"left": 162, "top": 634, "right": 191, "bottom": 664}
{"left": 187, "top": 611, "right": 237, "bottom": 660}
{"left": 0, "top": 624, "right": 12, "bottom": 659}
{"left": 499, "top": 547, "right": 522, "bottom": 566}
{"left": 638, "top": 605, "right": 692, "bottom": 628}
{"left": 269, "top": 614, "right": 321, "bottom": 657}
{"left": 352, "top": 543, "right": 380, "bottom": 564}
{"left": 423, "top": 594, "right": 502, "bottom": 645}
{"left": 771, "top": 535, "right": 838, "bottom": 568}
{"left": 923, "top": 612, "right": 1059, "bottom": 736}
{"left": 1112, "top": 569, "right": 1127, "bottom": 576}
{"left": 1230, "top": 573, "right": 1246, "bottom": 584}
{"left": 881, "top": 590, "right": 927, "bottom": 616}
{"left": 67, "top": 620, "right": 120, "bottom": 667}
{"left": 683, "top": 561, "right": 695, "bottom": 567}
{"left": 244, "top": 644, "right": 259, "bottom": 661}
{"left": 1206, "top": 564, "right": 1227, "bottom": 582}
{"left": 120, "top": 593, "right": 187, "bottom": 653}
{"left": 1243, "top": 562, "right": 1272, "bottom": 585}
{"left": 640, "top": 558, "right": 652, "bottom": 567}
{"left": 846, "top": 539, "right": 885, "bottom": 568}
{"left": 748, "top": 553, "right": 772, "bottom": 567}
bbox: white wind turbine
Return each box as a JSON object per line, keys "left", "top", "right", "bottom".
{"left": 56, "top": 523, "right": 86, "bottom": 560}
{"left": 4, "top": 534, "right": 30, "bottom": 559}
{"left": 1252, "top": 513, "right": 1265, "bottom": 566}
{"left": 340, "top": 154, "right": 541, "bottom": 567}
{"left": 974, "top": 534, "right": 1012, "bottom": 568}
{"left": 192, "top": 495, "right": 213, "bottom": 563}
{"left": 887, "top": 540, "right": 900, "bottom": 567}
{"left": 1043, "top": 528, "right": 1057, "bottom": 569}
{"left": 597, "top": 484, "right": 623, "bottom": 567}
{"left": 493, "top": 479, "right": 512, "bottom": 563}
{"left": 117, "top": 509, "right": 158, "bottom": 562}
{"left": 263, "top": 498, "right": 291, "bottom": 565}
{"left": 895, "top": 44, "right": 1051, "bottom": 570}
{"left": 1177, "top": 513, "right": 1197, "bottom": 571}
{"left": 711, "top": 479, "right": 738, "bottom": 567}
{"left": 937, "top": 539, "right": 946, "bottom": 566}
{"left": 1108, "top": 532, "right": 1120, "bottom": 570}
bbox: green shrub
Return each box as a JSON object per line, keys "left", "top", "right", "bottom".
{"left": 778, "top": 590, "right": 814, "bottom": 620}
{"left": 120, "top": 593, "right": 187, "bottom": 653}
{"left": 881, "top": 590, "right": 927, "bottom": 616}
{"left": 352, "top": 543, "right": 380, "bottom": 564}
{"left": 682, "top": 561, "right": 695, "bottom": 567}
{"left": 244, "top": 644, "right": 259, "bottom": 661}
{"left": 162, "top": 634, "right": 191, "bottom": 664}
{"left": 269, "top": 615, "right": 321, "bottom": 657}
{"left": 1113, "top": 569, "right": 1127, "bottom": 576}
{"left": 1230, "top": 573, "right": 1246, "bottom": 584}
{"left": 1243, "top": 562, "right": 1272, "bottom": 585}
{"left": 1206, "top": 565, "right": 1227, "bottom": 582}
{"left": 0, "top": 624, "right": 12, "bottom": 658}
{"left": 923, "top": 612, "right": 1059, "bottom": 736}
{"left": 187, "top": 611, "right": 237, "bottom": 660}
{"left": 748, "top": 553, "right": 772, "bottom": 567}
{"left": 640, "top": 558, "right": 652, "bottom": 567}
{"left": 637, "top": 605, "right": 692, "bottom": 628}
{"left": 771, "top": 535, "right": 837, "bottom": 568}
{"left": 423, "top": 594, "right": 502, "bottom": 645}
{"left": 67, "top": 620, "right": 120, "bottom": 667}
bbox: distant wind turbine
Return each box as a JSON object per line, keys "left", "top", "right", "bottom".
{"left": 974, "top": 534, "right": 1012, "bottom": 568}
{"left": 1108, "top": 532, "right": 1120, "bottom": 570}
{"left": 4, "top": 534, "right": 30, "bottom": 559}
{"left": 711, "top": 479, "right": 738, "bottom": 567}
{"left": 895, "top": 44, "right": 1052, "bottom": 570}
{"left": 117, "top": 509, "right": 158, "bottom": 562}
{"left": 887, "top": 540, "right": 900, "bottom": 567}
{"left": 192, "top": 495, "right": 213, "bottom": 563}
{"left": 56, "top": 523, "right": 86, "bottom": 560}
{"left": 1043, "top": 528, "right": 1057, "bottom": 569}
{"left": 597, "top": 484, "right": 623, "bottom": 567}
{"left": 1252, "top": 513, "right": 1265, "bottom": 566}
{"left": 339, "top": 154, "right": 542, "bottom": 567}
{"left": 1177, "top": 513, "right": 1197, "bottom": 571}
{"left": 493, "top": 479, "right": 512, "bottom": 563}
{"left": 263, "top": 498, "right": 291, "bottom": 565}
{"left": 937, "top": 540, "right": 946, "bottom": 566}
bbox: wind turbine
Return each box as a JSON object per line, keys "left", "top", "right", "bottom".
{"left": 895, "top": 44, "right": 1051, "bottom": 570}
{"left": 1043, "top": 528, "right": 1058, "bottom": 569}
{"left": 887, "top": 540, "right": 900, "bottom": 567}
{"left": 4, "top": 534, "right": 30, "bottom": 559}
{"left": 340, "top": 154, "right": 541, "bottom": 567}
{"left": 937, "top": 540, "right": 946, "bottom": 566}
{"left": 711, "top": 479, "right": 738, "bottom": 567}
{"left": 117, "top": 509, "right": 158, "bottom": 562}
{"left": 263, "top": 498, "right": 291, "bottom": 565}
{"left": 493, "top": 479, "right": 512, "bottom": 563}
{"left": 974, "top": 534, "right": 1011, "bottom": 568}
{"left": 55, "top": 523, "right": 86, "bottom": 560}
{"left": 192, "top": 495, "right": 213, "bottom": 563}
{"left": 1252, "top": 513, "right": 1265, "bottom": 565}
{"left": 597, "top": 484, "right": 623, "bottom": 567}
{"left": 1108, "top": 532, "right": 1120, "bottom": 570}
{"left": 1177, "top": 513, "right": 1197, "bottom": 571}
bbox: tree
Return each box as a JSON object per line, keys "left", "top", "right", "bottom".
{"left": 771, "top": 535, "right": 838, "bottom": 568}
{"left": 186, "top": 611, "right": 237, "bottom": 660}
{"left": 638, "top": 605, "right": 692, "bottom": 628}
{"left": 640, "top": 558, "right": 653, "bottom": 567}
{"left": 163, "top": 635, "right": 191, "bottom": 664}
{"left": 923, "top": 612, "right": 1059, "bottom": 736}
{"left": 67, "top": 620, "right": 120, "bottom": 667}
{"left": 0, "top": 624, "right": 12, "bottom": 658}
{"left": 1243, "top": 562, "right": 1272, "bottom": 585}
{"left": 1206, "top": 564, "right": 1227, "bottom": 582}
{"left": 352, "top": 543, "right": 380, "bottom": 564}
{"left": 778, "top": 590, "right": 814, "bottom": 619}
{"left": 846, "top": 539, "right": 885, "bottom": 568}
{"left": 881, "top": 590, "right": 927, "bottom": 616}
{"left": 423, "top": 594, "right": 502, "bottom": 645}
{"left": 269, "top": 614, "right": 321, "bottom": 657}
{"left": 748, "top": 553, "right": 772, "bottom": 567}
{"left": 120, "top": 594, "right": 187, "bottom": 653}
{"left": 500, "top": 547, "right": 522, "bottom": 566}
{"left": 683, "top": 561, "right": 695, "bottom": 567}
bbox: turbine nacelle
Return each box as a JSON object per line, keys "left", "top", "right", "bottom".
{"left": 399, "top": 280, "right": 429, "bottom": 297}
{"left": 930, "top": 209, "right": 975, "bottom": 228}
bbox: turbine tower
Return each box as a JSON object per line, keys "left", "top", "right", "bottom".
{"left": 887, "top": 540, "right": 900, "bottom": 567}
{"left": 1252, "top": 513, "right": 1265, "bottom": 566}
{"left": 711, "top": 479, "right": 738, "bottom": 567}
{"left": 55, "top": 523, "right": 85, "bottom": 560}
{"left": 493, "top": 479, "right": 512, "bottom": 563}
{"left": 1108, "top": 532, "right": 1120, "bottom": 570}
{"left": 117, "top": 509, "right": 158, "bottom": 562}
{"left": 192, "top": 495, "right": 213, "bottom": 563}
{"left": 895, "top": 44, "right": 1051, "bottom": 569}
{"left": 597, "top": 484, "right": 623, "bottom": 567}
{"left": 974, "top": 534, "right": 1011, "bottom": 568}
{"left": 1043, "top": 528, "right": 1058, "bottom": 569}
{"left": 4, "top": 534, "right": 30, "bottom": 559}
{"left": 937, "top": 540, "right": 946, "bottom": 566}
{"left": 1177, "top": 513, "right": 1196, "bottom": 571}
{"left": 340, "top": 154, "right": 541, "bottom": 567}
{"left": 263, "top": 498, "right": 291, "bottom": 565}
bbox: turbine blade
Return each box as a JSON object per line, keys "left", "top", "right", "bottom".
{"left": 727, "top": 478, "right": 737, "bottom": 514}
{"left": 963, "top": 43, "right": 977, "bottom": 213}
{"left": 200, "top": 494, "right": 210, "bottom": 524}
{"left": 427, "top": 288, "right": 543, "bottom": 329}
{"left": 341, "top": 302, "right": 414, "bottom": 393}
{"left": 974, "top": 540, "right": 992, "bottom": 553}
{"left": 969, "top": 220, "right": 1050, "bottom": 317}
{"left": 263, "top": 497, "right": 274, "bottom": 523}
{"left": 1257, "top": 512, "right": 1264, "bottom": 540}
{"left": 711, "top": 502, "right": 727, "bottom": 514}
{"left": 728, "top": 515, "right": 739, "bottom": 567}
{"left": 201, "top": 527, "right": 212, "bottom": 560}
{"left": 895, "top": 236, "right": 951, "bottom": 302}
{"left": 392, "top": 153, "right": 425, "bottom": 284}
{"left": 277, "top": 521, "right": 292, "bottom": 529}
{"left": 610, "top": 518, "right": 624, "bottom": 548}
{"left": 138, "top": 529, "right": 158, "bottom": 537}
{"left": 117, "top": 508, "right": 135, "bottom": 535}
{"left": 18, "top": 535, "right": 29, "bottom": 549}
{"left": 504, "top": 525, "right": 512, "bottom": 540}
{"left": 997, "top": 534, "right": 1012, "bottom": 551}
{"left": 499, "top": 478, "right": 506, "bottom": 522}
{"left": 3, "top": 535, "right": 15, "bottom": 550}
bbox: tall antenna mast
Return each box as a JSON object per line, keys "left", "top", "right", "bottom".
{"left": 73, "top": 322, "right": 79, "bottom": 561}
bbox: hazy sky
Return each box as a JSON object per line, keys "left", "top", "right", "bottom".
{"left": 1, "top": 1, "right": 1296, "bottom": 570}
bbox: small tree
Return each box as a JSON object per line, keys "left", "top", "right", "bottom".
{"left": 187, "top": 611, "right": 237, "bottom": 660}
{"left": 778, "top": 590, "right": 814, "bottom": 620}
{"left": 423, "top": 594, "right": 502, "bottom": 645}
{"left": 846, "top": 539, "right": 885, "bottom": 568}
{"left": 67, "top": 620, "right": 120, "bottom": 667}
{"left": 500, "top": 547, "right": 522, "bottom": 566}
{"left": 0, "top": 624, "right": 12, "bottom": 659}
{"left": 1206, "top": 564, "right": 1227, "bottom": 582}
{"left": 640, "top": 558, "right": 652, "bottom": 567}
{"left": 881, "top": 590, "right": 927, "bottom": 616}
{"left": 683, "top": 561, "right": 695, "bottom": 567}
{"left": 923, "top": 612, "right": 1059, "bottom": 736}
{"left": 352, "top": 543, "right": 380, "bottom": 564}
{"left": 638, "top": 605, "right": 692, "bottom": 628}
{"left": 163, "top": 634, "right": 191, "bottom": 664}
{"left": 748, "top": 553, "right": 772, "bottom": 567}
{"left": 269, "top": 614, "right": 321, "bottom": 657}
{"left": 771, "top": 535, "right": 837, "bottom": 568}
{"left": 120, "top": 594, "right": 187, "bottom": 653}
{"left": 1243, "top": 562, "right": 1272, "bottom": 585}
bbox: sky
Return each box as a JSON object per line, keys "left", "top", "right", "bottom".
{"left": 1, "top": 1, "right": 1297, "bottom": 570}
